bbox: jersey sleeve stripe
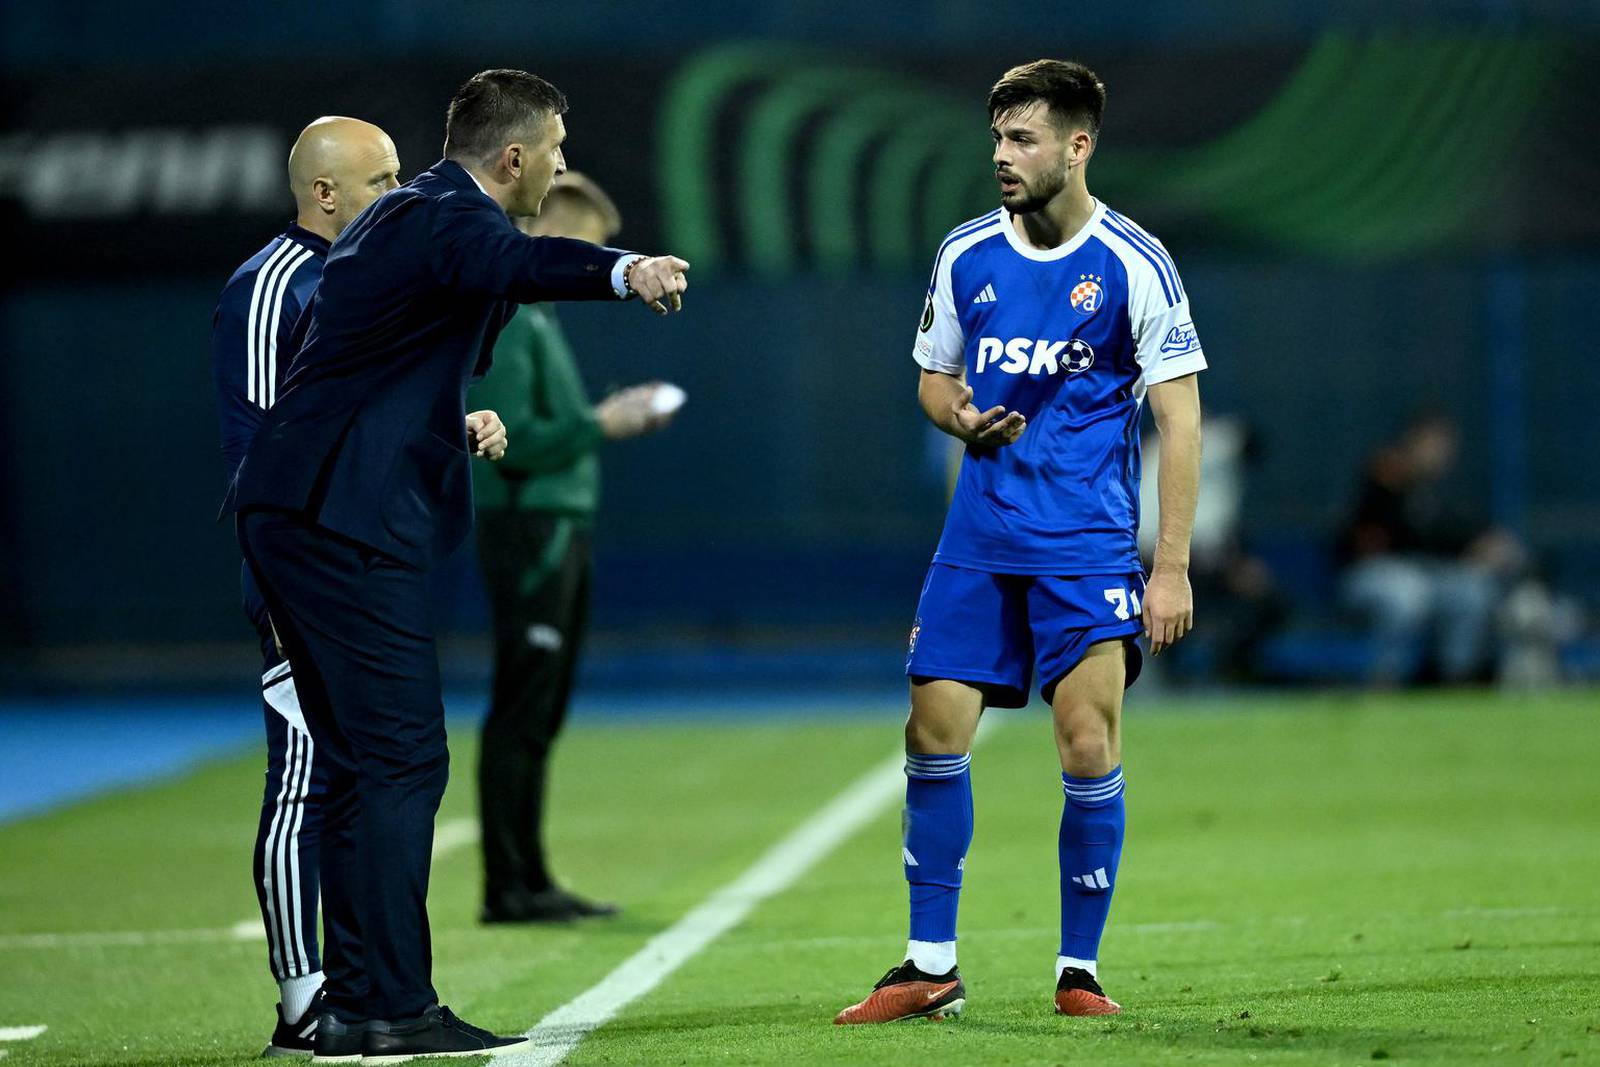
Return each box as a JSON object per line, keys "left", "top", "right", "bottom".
{"left": 263, "top": 248, "right": 314, "bottom": 409}
{"left": 1103, "top": 215, "right": 1179, "bottom": 302}
{"left": 942, "top": 208, "right": 1003, "bottom": 247}
{"left": 1105, "top": 209, "right": 1184, "bottom": 300}
{"left": 931, "top": 209, "right": 1003, "bottom": 286}
{"left": 1102, "top": 219, "right": 1177, "bottom": 307}
{"left": 243, "top": 239, "right": 297, "bottom": 407}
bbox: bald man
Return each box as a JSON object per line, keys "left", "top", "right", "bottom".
{"left": 210, "top": 115, "right": 399, "bottom": 1058}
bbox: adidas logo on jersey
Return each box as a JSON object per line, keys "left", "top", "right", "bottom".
{"left": 972, "top": 283, "right": 997, "bottom": 304}
{"left": 975, "top": 337, "right": 1095, "bottom": 376}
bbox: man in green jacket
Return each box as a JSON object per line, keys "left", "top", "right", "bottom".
{"left": 470, "top": 172, "right": 679, "bottom": 923}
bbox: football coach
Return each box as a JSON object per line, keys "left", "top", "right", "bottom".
{"left": 228, "top": 69, "right": 688, "bottom": 1061}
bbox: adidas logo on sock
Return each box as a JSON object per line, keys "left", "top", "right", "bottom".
{"left": 972, "top": 283, "right": 997, "bottom": 304}
{"left": 1070, "top": 867, "right": 1110, "bottom": 889}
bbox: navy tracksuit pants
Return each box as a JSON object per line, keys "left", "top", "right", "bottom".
{"left": 240, "top": 508, "right": 449, "bottom": 1024}
{"left": 245, "top": 565, "right": 327, "bottom": 985}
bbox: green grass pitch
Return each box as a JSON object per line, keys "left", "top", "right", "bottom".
{"left": 2, "top": 690, "right": 1597, "bottom": 1065}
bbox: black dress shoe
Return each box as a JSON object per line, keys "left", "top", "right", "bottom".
{"left": 480, "top": 886, "right": 621, "bottom": 924}
{"left": 362, "top": 1005, "right": 529, "bottom": 1062}
{"left": 308, "top": 1010, "right": 365, "bottom": 1063}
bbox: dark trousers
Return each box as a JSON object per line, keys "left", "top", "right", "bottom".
{"left": 239, "top": 508, "right": 448, "bottom": 1024}
{"left": 475, "top": 511, "right": 591, "bottom": 908}
{"left": 252, "top": 636, "right": 327, "bottom": 983}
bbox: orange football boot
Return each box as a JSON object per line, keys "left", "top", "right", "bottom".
{"left": 833, "top": 961, "right": 965, "bottom": 1024}
{"left": 1054, "top": 966, "right": 1121, "bottom": 1015}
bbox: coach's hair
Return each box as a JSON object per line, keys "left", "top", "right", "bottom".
{"left": 444, "top": 69, "right": 569, "bottom": 165}
{"left": 987, "top": 59, "right": 1106, "bottom": 141}
{"left": 542, "top": 171, "right": 623, "bottom": 239}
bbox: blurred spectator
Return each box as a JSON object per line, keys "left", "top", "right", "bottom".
{"left": 469, "top": 172, "right": 680, "bottom": 924}
{"left": 1139, "top": 417, "right": 1286, "bottom": 682}
{"left": 1337, "top": 412, "right": 1524, "bottom": 685}
{"left": 1498, "top": 574, "right": 1585, "bottom": 688}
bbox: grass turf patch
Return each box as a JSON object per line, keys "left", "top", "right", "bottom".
{"left": 2, "top": 691, "right": 1597, "bottom": 1065}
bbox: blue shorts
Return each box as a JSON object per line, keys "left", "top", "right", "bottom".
{"left": 905, "top": 563, "right": 1146, "bottom": 708}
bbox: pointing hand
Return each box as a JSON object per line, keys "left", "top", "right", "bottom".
{"left": 626, "top": 256, "right": 691, "bottom": 314}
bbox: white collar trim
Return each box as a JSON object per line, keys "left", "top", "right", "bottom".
{"left": 1002, "top": 198, "right": 1105, "bottom": 261}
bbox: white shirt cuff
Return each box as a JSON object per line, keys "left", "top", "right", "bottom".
{"left": 611, "top": 254, "right": 646, "bottom": 299}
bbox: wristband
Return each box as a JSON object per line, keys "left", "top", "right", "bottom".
{"left": 621, "top": 255, "right": 644, "bottom": 298}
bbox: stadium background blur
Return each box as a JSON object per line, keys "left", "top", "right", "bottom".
{"left": 2, "top": 1, "right": 1598, "bottom": 694}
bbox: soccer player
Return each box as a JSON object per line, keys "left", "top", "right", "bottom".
{"left": 834, "top": 59, "right": 1204, "bottom": 1024}
{"left": 210, "top": 115, "right": 400, "bottom": 1056}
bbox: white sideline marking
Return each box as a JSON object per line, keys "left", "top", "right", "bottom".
{"left": 0, "top": 928, "right": 237, "bottom": 949}
{"left": 0, "top": 1026, "right": 46, "bottom": 1040}
{"left": 431, "top": 817, "right": 480, "bottom": 859}
{"left": 511, "top": 749, "right": 910, "bottom": 1066}
{"left": 0, "top": 819, "right": 482, "bottom": 951}
{"left": 1444, "top": 905, "right": 1564, "bottom": 918}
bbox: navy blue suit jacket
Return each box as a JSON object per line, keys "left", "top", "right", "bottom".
{"left": 229, "top": 160, "right": 630, "bottom": 566}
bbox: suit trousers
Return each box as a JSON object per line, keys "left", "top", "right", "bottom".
{"left": 475, "top": 511, "right": 591, "bottom": 908}
{"left": 239, "top": 508, "right": 448, "bottom": 1024}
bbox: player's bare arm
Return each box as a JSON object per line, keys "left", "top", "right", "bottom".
{"left": 624, "top": 255, "right": 690, "bottom": 314}
{"left": 1143, "top": 374, "right": 1201, "bottom": 655}
{"left": 918, "top": 369, "right": 1026, "bottom": 447}
{"left": 467, "top": 409, "right": 508, "bottom": 461}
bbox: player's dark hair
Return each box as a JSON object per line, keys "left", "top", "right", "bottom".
{"left": 988, "top": 59, "right": 1106, "bottom": 141}
{"left": 444, "top": 69, "right": 568, "bottom": 165}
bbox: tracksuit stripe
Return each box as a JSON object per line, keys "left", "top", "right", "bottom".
{"left": 252, "top": 242, "right": 295, "bottom": 408}
{"left": 283, "top": 725, "right": 314, "bottom": 975}
{"left": 261, "top": 718, "right": 298, "bottom": 977}
{"left": 272, "top": 729, "right": 303, "bottom": 977}
{"left": 249, "top": 240, "right": 306, "bottom": 410}
{"left": 255, "top": 244, "right": 292, "bottom": 407}
{"left": 263, "top": 248, "right": 312, "bottom": 409}
{"left": 243, "top": 240, "right": 296, "bottom": 407}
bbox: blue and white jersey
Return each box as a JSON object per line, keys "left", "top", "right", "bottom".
{"left": 913, "top": 200, "right": 1206, "bottom": 575}
{"left": 211, "top": 223, "right": 330, "bottom": 481}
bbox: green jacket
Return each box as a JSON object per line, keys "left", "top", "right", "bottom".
{"left": 468, "top": 305, "right": 602, "bottom": 516}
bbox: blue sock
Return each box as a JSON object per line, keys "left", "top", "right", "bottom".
{"left": 1059, "top": 766, "right": 1125, "bottom": 967}
{"left": 903, "top": 753, "right": 973, "bottom": 949}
